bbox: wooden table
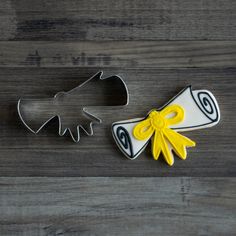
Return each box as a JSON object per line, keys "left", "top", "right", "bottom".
{"left": 0, "top": 1, "right": 235, "bottom": 235}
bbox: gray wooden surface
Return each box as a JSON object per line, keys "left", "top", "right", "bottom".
{"left": 0, "top": 177, "right": 235, "bottom": 236}
{"left": 0, "top": 0, "right": 236, "bottom": 235}
{"left": 1, "top": 0, "right": 236, "bottom": 40}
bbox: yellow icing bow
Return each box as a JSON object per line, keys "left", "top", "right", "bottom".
{"left": 133, "top": 104, "right": 196, "bottom": 166}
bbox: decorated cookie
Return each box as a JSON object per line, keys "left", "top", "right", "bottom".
{"left": 112, "top": 86, "right": 220, "bottom": 166}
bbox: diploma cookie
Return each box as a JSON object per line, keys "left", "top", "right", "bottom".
{"left": 111, "top": 86, "right": 220, "bottom": 166}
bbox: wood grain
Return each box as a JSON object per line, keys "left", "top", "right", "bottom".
{"left": 0, "top": 0, "right": 236, "bottom": 234}
{"left": 0, "top": 177, "right": 235, "bottom": 236}
{"left": 0, "top": 41, "right": 236, "bottom": 68}
{"left": 1, "top": 0, "right": 236, "bottom": 40}
{"left": 0, "top": 68, "right": 235, "bottom": 177}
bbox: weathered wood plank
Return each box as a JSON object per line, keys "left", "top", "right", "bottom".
{"left": 0, "top": 68, "right": 235, "bottom": 176}
{"left": 1, "top": 0, "right": 236, "bottom": 40}
{"left": 0, "top": 177, "right": 235, "bottom": 236}
{"left": 0, "top": 41, "right": 236, "bottom": 68}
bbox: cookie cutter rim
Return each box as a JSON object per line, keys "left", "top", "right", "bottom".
{"left": 17, "top": 71, "right": 129, "bottom": 142}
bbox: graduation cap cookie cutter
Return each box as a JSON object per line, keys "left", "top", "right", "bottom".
{"left": 18, "top": 71, "right": 129, "bottom": 142}
{"left": 112, "top": 86, "right": 220, "bottom": 166}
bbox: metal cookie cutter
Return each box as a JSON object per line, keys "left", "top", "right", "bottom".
{"left": 18, "top": 71, "right": 129, "bottom": 142}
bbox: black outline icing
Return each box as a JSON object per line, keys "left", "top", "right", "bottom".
{"left": 196, "top": 91, "right": 218, "bottom": 121}
{"left": 112, "top": 121, "right": 149, "bottom": 159}
{"left": 116, "top": 126, "right": 134, "bottom": 158}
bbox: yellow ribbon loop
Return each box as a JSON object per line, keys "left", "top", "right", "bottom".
{"left": 133, "top": 104, "right": 196, "bottom": 166}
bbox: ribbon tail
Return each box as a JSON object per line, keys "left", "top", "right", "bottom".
{"left": 163, "top": 128, "right": 196, "bottom": 160}
{"left": 151, "top": 131, "right": 161, "bottom": 160}
{"left": 152, "top": 131, "right": 174, "bottom": 166}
